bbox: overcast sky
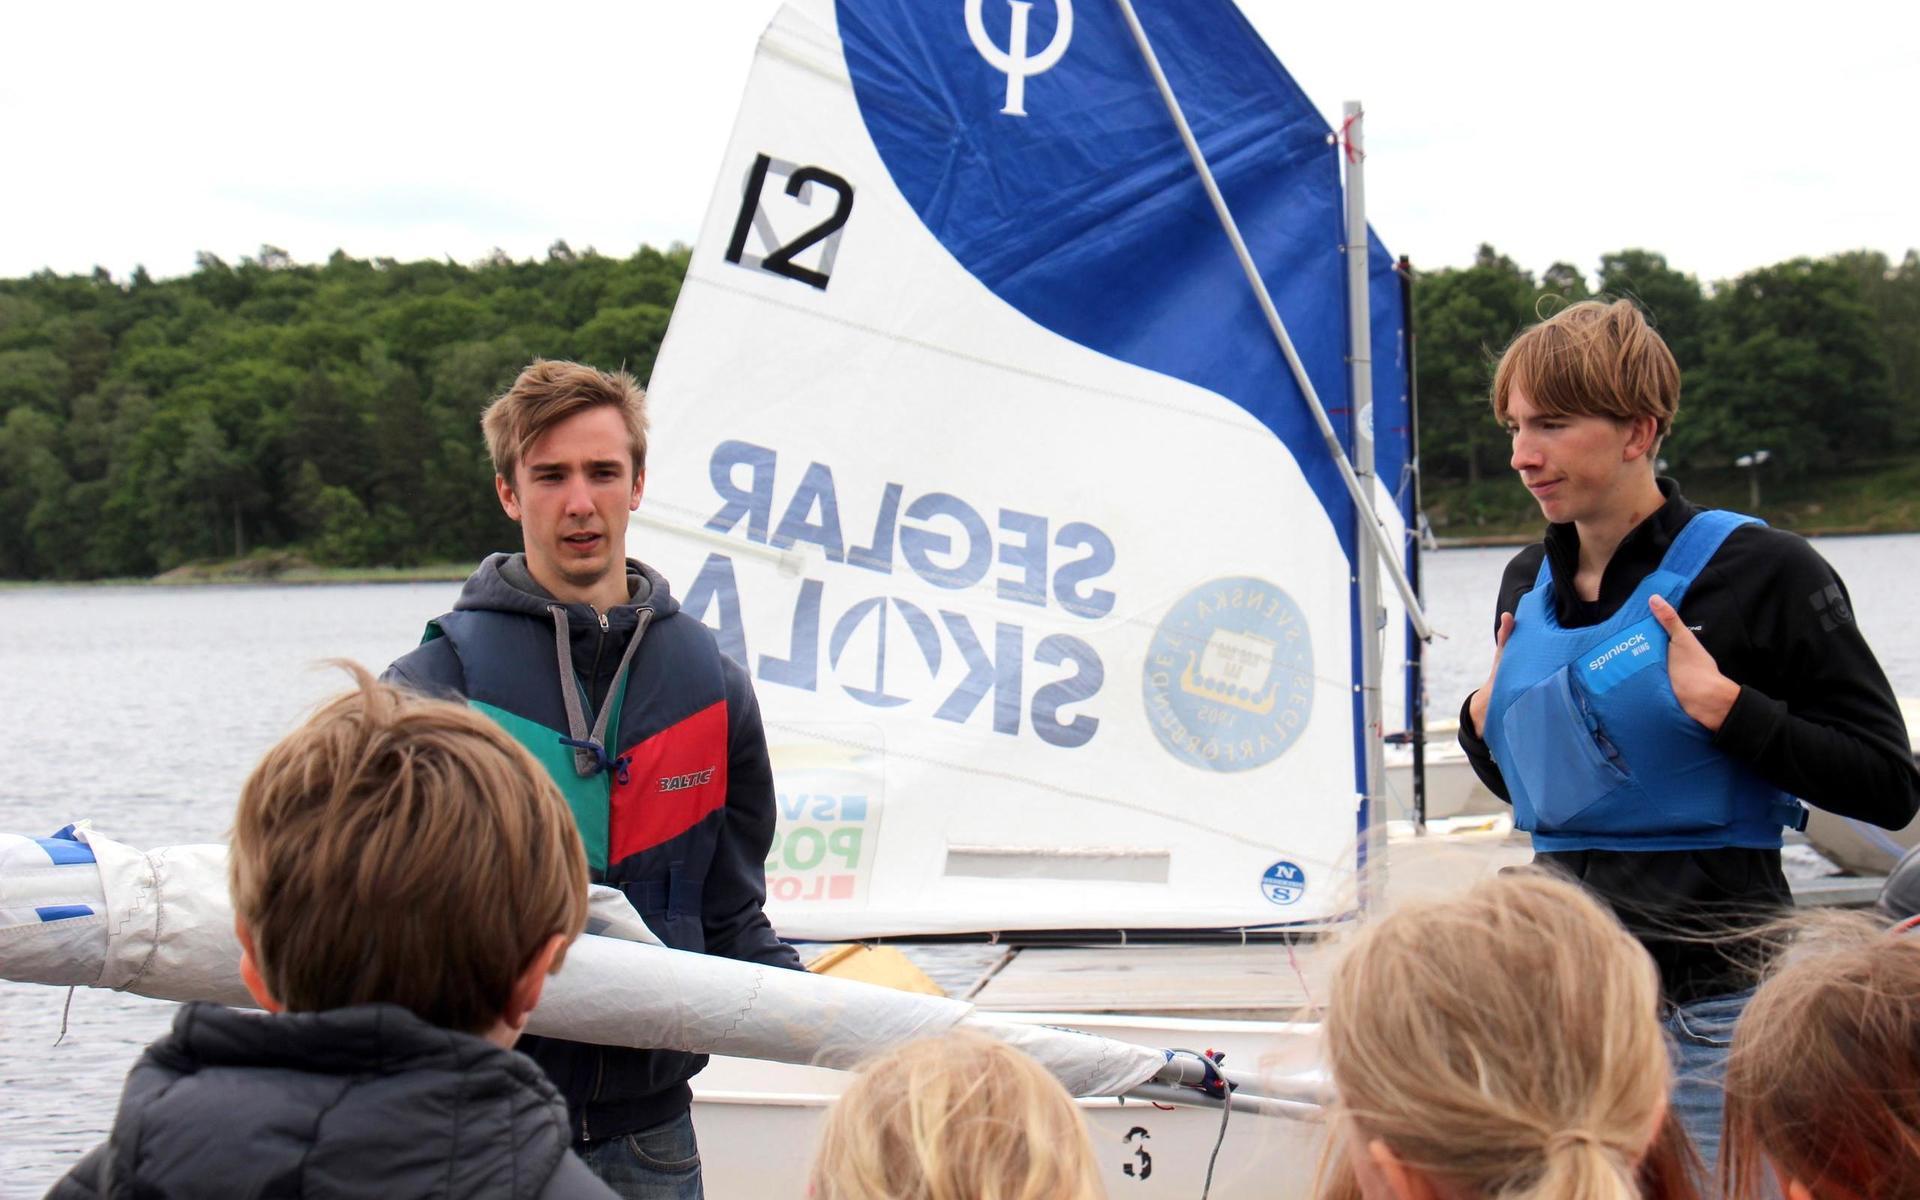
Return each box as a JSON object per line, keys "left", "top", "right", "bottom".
{"left": 3, "top": 1, "right": 1913, "bottom": 287}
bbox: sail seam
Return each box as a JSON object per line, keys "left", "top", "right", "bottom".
{"left": 679, "top": 272, "right": 1269, "bottom": 435}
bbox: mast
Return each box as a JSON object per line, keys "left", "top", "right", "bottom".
{"left": 1111, "top": 0, "right": 1433, "bottom": 643}
{"left": 1341, "top": 102, "right": 1386, "bottom": 908}
{"left": 1399, "top": 255, "right": 1428, "bottom": 832}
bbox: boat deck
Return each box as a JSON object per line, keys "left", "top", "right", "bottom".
{"left": 875, "top": 821, "right": 1893, "bottom": 1017}
{"left": 966, "top": 943, "right": 1332, "bottom": 1018}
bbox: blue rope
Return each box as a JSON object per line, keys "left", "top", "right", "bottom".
{"left": 557, "top": 736, "right": 630, "bottom": 784}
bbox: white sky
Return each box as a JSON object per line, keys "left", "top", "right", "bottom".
{"left": 2, "top": 1, "right": 1913, "bottom": 286}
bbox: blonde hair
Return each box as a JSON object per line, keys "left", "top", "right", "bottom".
{"left": 1722, "top": 912, "right": 1920, "bottom": 1200}
{"left": 809, "top": 1030, "right": 1105, "bottom": 1200}
{"left": 1492, "top": 299, "right": 1680, "bottom": 441}
{"left": 229, "top": 662, "right": 589, "bottom": 1033}
{"left": 482, "top": 358, "right": 649, "bottom": 483}
{"left": 1318, "top": 871, "right": 1684, "bottom": 1200}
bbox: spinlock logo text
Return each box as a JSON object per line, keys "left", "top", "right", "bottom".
{"left": 1587, "top": 632, "right": 1651, "bottom": 674}
{"left": 683, "top": 440, "right": 1112, "bottom": 750}
{"left": 1142, "top": 577, "right": 1313, "bottom": 772}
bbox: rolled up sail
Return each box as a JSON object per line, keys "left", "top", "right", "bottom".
{"left": 0, "top": 825, "right": 1170, "bottom": 1098}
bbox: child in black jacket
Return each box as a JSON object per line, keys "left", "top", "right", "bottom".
{"left": 49, "top": 665, "right": 616, "bottom": 1200}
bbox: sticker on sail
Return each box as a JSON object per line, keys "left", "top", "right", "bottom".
{"left": 765, "top": 734, "right": 884, "bottom": 907}
{"left": 1260, "top": 860, "right": 1307, "bottom": 906}
{"left": 1142, "top": 577, "right": 1313, "bottom": 771}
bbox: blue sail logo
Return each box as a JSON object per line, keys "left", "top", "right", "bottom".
{"left": 964, "top": 0, "right": 1074, "bottom": 116}
{"left": 1142, "top": 577, "right": 1313, "bottom": 772}
{"left": 827, "top": 596, "right": 944, "bottom": 708}
{"left": 1261, "top": 860, "right": 1307, "bottom": 905}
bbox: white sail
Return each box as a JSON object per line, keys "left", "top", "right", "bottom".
{"left": 642, "top": 0, "right": 1416, "bottom": 938}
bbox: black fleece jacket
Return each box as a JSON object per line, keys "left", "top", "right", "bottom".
{"left": 1459, "top": 480, "right": 1919, "bottom": 1002}
{"left": 48, "top": 1002, "right": 615, "bottom": 1200}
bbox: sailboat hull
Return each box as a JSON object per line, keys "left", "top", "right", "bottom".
{"left": 694, "top": 1012, "right": 1327, "bottom": 1198}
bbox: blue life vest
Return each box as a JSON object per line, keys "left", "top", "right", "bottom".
{"left": 1484, "top": 508, "right": 1808, "bottom": 852}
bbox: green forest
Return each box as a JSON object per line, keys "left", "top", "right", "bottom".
{"left": 1, "top": 241, "right": 1916, "bottom": 580}
{"left": 1416, "top": 247, "right": 1920, "bottom": 535}
{"left": 0, "top": 243, "right": 686, "bottom": 580}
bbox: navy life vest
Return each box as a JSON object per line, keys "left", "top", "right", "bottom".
{"left": 1485, "top": 508, "right": 1807, "bottom": 852}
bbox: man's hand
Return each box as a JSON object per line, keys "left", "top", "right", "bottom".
{"left": 1650, "top": 594, "right": 1741, "bottom": 733}
{"left": 1467, "top": 611, "right": 1515, "bottom": 739}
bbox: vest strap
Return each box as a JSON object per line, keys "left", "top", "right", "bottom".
{"left": 1649, "top": 509, "right": 1757, "bottom": 606}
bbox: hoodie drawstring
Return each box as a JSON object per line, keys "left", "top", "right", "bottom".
{"left": 548, "top": 604, "right": 652, "bottom": 781}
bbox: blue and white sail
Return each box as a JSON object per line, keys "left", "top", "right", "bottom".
{"left": 642, "top": 0, "right": 1417, "bottom": 938}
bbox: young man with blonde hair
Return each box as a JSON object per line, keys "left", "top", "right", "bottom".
{"left": 386, "top": 359, "right": 800, "bottom": 1199}
{"left": 52, "top": 665, "right": 614, "bottom": 1199}
{"left": 1460, "top": 298, "right": 1918, "bottom": 1169}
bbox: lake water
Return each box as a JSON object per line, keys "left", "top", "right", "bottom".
{"left": 3, "top": 536, "right": 1916, "bottom": 1192}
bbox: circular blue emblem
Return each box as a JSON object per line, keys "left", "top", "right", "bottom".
{"left": 1141, "top": 576, "right": 1313, "bottom": 772}
{"left": 1261, "top": 860, "right": 1307, "bottom": 906}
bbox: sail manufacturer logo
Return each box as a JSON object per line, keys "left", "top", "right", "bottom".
{"left": 1261, "top": 860, "right": 1307, "bottom": 906}
{"left": 965, "top": 0, "right": 1074, "bottom": 116}
{"left": 1142, "top": 577, "right": 1313, "bottom": 772}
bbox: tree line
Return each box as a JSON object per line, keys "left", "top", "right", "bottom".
{"left": 0, "top": 242, "right": 686, "bottom": 579}
{"left": 1, "top": 241, "right": 1915, "bottom": 579}
{"left": 1414, "top": 246, "right": 1920, "bottom": 488}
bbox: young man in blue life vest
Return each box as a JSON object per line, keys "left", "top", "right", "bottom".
{"left": 386, "top": 359, "right": 803, "bottom": 1200}
{"left": 1457, "top": 299, "right": 1919, "bottom": 1169}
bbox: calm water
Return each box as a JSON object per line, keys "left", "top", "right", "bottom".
{"left": 3, "top": 538, "right": 1916, "bottom": 1192}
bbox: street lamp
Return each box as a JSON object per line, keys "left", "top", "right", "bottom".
{"left": 1734, "top": 450, "right": 1772, "bottom": 511}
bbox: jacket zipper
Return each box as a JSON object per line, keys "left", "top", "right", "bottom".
{"left": 581, "top": 605, "right": 617, "bottom": 1144}
{"left": 582, "top": 1050, "right": 605, "bottom": 1142}
{"left": 586, "top": 608, "right": 611, "bottom": 710}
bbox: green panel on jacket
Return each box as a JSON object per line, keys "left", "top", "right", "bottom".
{"left": 470, "top": 699, "right": 610, "bottom": 873}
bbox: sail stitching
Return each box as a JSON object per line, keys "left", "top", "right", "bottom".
{"left": 681, "top": 273, "right": 1268, "bottom": 434}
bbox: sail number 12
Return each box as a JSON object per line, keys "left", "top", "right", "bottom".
{"left": 724, "top": 152, "right": 854, "bottom": 291}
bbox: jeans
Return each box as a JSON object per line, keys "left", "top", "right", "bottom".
{"left": 577, "top": 1110, "right": 703, "bottom": 1200}
{"left": 1663, "top": 987, "right": 1752, "bottom": 1181}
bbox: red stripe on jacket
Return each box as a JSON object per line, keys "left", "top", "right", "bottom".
{"left": 609, "top": 700, "right": 730, "bottom": 864}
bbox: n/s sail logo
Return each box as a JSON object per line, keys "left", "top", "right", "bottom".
{"left": 1261, "top": 860, "right": 1307, "bottom": 906}
{"left": 1142, "top": 577, "right": 1313, "bottom": 772}
{"left": 965, "top": 0, "right": 1073, "bottom": 116}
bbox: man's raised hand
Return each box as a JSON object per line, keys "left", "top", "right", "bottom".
{"left": 1468, "top": 611, "right": 1515, "bottom": 739}
{"left": 1649, "top": 594, "right": 1740, "bottom": 733}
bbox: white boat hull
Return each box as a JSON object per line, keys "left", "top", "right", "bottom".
{"left": 694, "top": 1013, "right": 1327, "bottom": 1199}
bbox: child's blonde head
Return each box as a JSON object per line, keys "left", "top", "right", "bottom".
{"left": 809, "top": 1029, "right": 1104, "bottom": 1200}
{"left": 1319, "top": 870, "right": 1681, "bottom": 1200}
{"left": 1722, "top": 912, "right": 1920, "bottom": 1200}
